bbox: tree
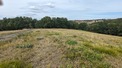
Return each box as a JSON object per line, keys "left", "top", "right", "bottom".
{"left": 78, "top": 23, "right": 88, "bottom": 30}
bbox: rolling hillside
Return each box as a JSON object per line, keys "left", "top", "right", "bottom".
{"left": 0, "top": 29, "right": 122, "bottom": 68}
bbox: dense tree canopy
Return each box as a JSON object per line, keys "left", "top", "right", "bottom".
{"left": 87, "top": 19, "right": 122, "bottom": 36}
{"left": 0, "top": 16, "right": 122, "bottom": 36}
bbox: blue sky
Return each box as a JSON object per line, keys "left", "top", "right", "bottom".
{"left": 0, "top": 0, "right": 122, "bottom": 20}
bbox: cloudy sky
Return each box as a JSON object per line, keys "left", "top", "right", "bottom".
{"left": 0, "top": 0, "right": 122, "bottom": 20}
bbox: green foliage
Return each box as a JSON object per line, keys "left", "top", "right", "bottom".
{"left": 0, "top": 16, "right": 78, "bottom": 31}
{"left": 0, "top": 17, "right": 37, "bottom": 31}
{"left": 16, "top": 43, "right": 33, "bottom": 48}
{"left": 0, "top": 60, "right": 32, "bottom": 68}
{"left": 0, "top": 16, "right": 122, "bottom": 36}
{"left": 87, "top": 19, "right": 122, "bottom": 36}
{"left": 66, "top": 40, "right": 77, "bottom": 45}
{"left": 78, "top": 23, "right": 88, "bottom": 30}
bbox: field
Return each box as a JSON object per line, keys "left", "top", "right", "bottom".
{"left": 0, "top": 29, "right": 122, "bottom": 68}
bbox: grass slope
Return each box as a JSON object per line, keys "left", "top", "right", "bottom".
{"left": 0, "top": 29, "right": 122, "bottom": 68}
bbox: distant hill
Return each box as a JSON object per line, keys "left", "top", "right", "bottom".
{"left": 73, "top": 18, "right": 122, "bottom": 24}
{"left": 74, "top": 19, "right": 104, "bottom": 24}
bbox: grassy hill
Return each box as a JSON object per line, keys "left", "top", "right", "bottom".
{"left": 0, "top": 29, "right": 122, "bottom": 68}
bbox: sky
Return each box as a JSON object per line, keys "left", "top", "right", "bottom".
{"left": 0, "top": 0, "right": 122, "bottom": 20}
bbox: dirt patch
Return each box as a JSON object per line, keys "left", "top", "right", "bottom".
{"left": 0, "top": 29, "right": 32, "bottom": 41}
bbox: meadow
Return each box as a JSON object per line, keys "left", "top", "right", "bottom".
{"left": 0, "top": 29, "right": 122, "bottom": 68}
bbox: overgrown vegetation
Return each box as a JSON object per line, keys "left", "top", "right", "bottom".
{"left": 64, "top": 43, "right": 112, "bottom": 68}
{"left": 0, "top": 16, "right": 122, "bottom": 36}
{"left": 0, "top": 29, "right": 122, "bottom": 68}
{"left": 83, "top": 42, "right": 122, "bottom": 56}
{"left": 0, "top": 60, "right": 32, "bottom": 68}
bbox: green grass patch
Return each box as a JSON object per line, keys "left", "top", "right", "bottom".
{"left": 96, "top": 62, "right": 111, "bottom": 68}
{"left": 65, "top": 47, "right": 104, "bottom": 61}
{"left": 83, "top": 42, "right": 93, "bottom": 48}
{"left": 82, "top": 50, "right": 103, "bottom": 62}
{"left": 16, "top": 43, "right": 33, "bottom": 48}
{"left": 93, "top": 47, "right": 118, "bottom": 56}
{"left": 66, "top": 40, "right": 78, "bottom": 45}
{"left": 117, "top": 48, "right": 122, "bottom": 53}
{"left": 83, "top": 41, "right": 121, "bottom": 56}
{"left": 64, "top": 45, "right": 112, "bottom": 68}
{"left": 0, "top": 60, "right": 32, "bottom": 68}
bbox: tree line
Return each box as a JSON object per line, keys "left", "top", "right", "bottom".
{"left": 0, "top": 16, "right": 122, "bottom": 36}
{"left": 86, "top": 19, "right": 122, "bottom": 36}
{"left": 0, "top": 16, "right": 78, "bottom": 30}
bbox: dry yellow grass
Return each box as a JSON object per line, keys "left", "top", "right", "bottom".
{"left": 0, "top": 29, "right": 122, "bottom": 68}
{"left": 0, "top": 30, "right": 24, "bottom": 36}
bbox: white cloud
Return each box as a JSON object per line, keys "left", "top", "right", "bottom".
{"left": 0, "top": 0, "right": 122, "bottom": 19}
